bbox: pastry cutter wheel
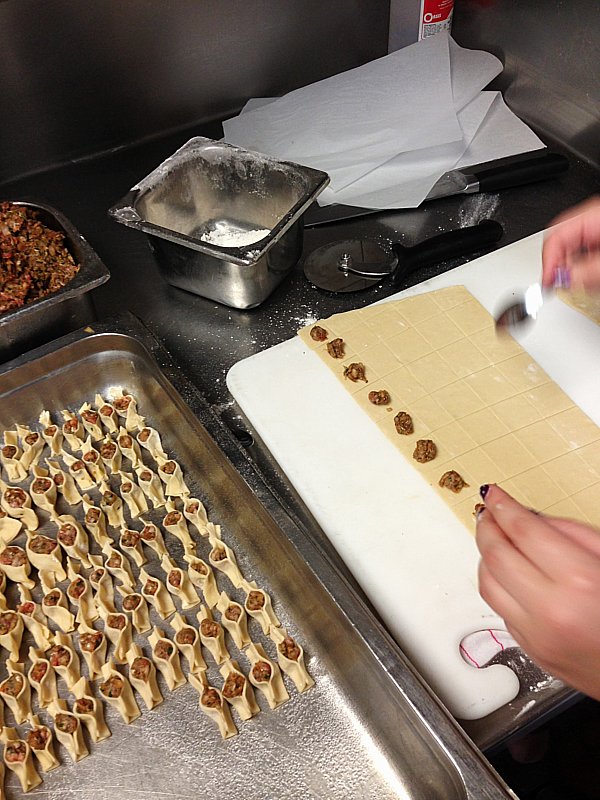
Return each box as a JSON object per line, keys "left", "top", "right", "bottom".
{"left": 303, "top": 219, "right": 503, "bottom": 292}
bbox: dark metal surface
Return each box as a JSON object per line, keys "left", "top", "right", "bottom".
{"left": 453, "top": 0, "right": 600, "bottom": 167}
{"left": 0, "top": 201, "right": 110, "bottom": 361}
{"left": 0, "top": 314, "right": 517, "bottom": 799}
{"left": 0, "top": 0, "right": 390, "bottom": 182}
{"left": 0, "top": 122, "right": 598, "bottom": 752}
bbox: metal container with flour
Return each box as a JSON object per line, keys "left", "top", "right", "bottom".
{"left": 109, "top": 137, "right": 329, "bottom": 309}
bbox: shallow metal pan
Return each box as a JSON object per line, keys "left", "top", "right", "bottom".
{"left": 0, "top": 201, "right": 110, "bottom": 362}
{"left": 0, "top": 314, "right": 514, "bottom": 799}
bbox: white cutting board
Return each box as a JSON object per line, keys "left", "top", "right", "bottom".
{"left": 227, "top": 231, "right": 600, "bottom": 720}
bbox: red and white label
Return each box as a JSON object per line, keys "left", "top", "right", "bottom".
{"left": 420, "top": 0, "right": 454, "bottom": 38}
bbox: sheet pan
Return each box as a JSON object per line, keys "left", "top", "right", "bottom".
{"left": 0, "top": 314, "right": 515, "bottom": 799}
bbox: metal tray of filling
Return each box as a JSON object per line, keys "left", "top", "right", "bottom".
{"left": 0, "top": 313, "right": 515, "bottom": 800}
{"left": 0, "top": 201, "right": 110, "bottom": 363}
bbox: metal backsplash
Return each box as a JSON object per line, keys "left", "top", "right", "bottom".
{"left": 452, "top": 0, "right": 600, "bottom": 168}
{"left": 0, "top": 0, "right": 389, "bottom": 183}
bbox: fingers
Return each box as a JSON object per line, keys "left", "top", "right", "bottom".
{"left": 477, "top": 484, "right": 579, "bottom": 582}
{"left": 543, "top": 515, "right": 600, "bottom": 559}
{"left": 541, "top": 195, "right": 600, "bottom": 288}
{"left": 475, "top": 491, "right": 552, "bottom": 609}
{"left": 477, "top": 557, "right": 529, "bottom": 631}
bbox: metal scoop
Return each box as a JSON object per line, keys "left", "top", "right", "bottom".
{"left": 494, "top": 268, "right": 570, "bottom": 332}
{"left": 303, "top": 219, "right": 503, "bottom": 293}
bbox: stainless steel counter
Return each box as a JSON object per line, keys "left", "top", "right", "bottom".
{"left": 1, "top": 121, "right": 599, "bottom": 754}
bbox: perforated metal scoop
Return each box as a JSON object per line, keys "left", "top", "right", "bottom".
{"left": 303, "top": 220, "right": 503, "bottom": 293}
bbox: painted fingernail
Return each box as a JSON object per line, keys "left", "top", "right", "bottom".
{"left": 553, "top": 266, "right": 571, "bottom": 289}
{"left": 479, "top": 484, "right": 490, "bottom": 500}
{"left": 474, "top": 502, "right": 485, "bottom": 520}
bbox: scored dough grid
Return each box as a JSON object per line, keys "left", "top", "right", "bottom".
{"left": 299, "top": 285, "right": 600, "bottom": 532}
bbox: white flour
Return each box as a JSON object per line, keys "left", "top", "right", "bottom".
{"left": 201, "top": 223, "right": 271, "bottom": 247}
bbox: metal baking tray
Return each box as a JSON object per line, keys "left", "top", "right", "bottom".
{"left": 108, "top": 137, "right": 329, "bottom": 309}
{"left": 0, "top": 314, "right": 515, "bottom": 799}
{"left": 0, "top": 201, "right": 110, "bottom": 363}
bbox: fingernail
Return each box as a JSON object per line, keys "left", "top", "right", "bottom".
{"left": 479, "top": 484, "right": 490, "bottom": 500}
{"left": 553, "top": 266, "right": 571, "bottom": 289}
{"left": 475, "top": 502, "right": 485, "bottom": 520}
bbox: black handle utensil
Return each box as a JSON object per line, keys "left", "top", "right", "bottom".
{"left": 303, "top": 219, "right": 504, "bottom": 293}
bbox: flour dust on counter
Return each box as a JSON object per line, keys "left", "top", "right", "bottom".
{"left": 299, "top": 285, "right": 600, "bottom": 532}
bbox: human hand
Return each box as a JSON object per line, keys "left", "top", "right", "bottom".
{"left": 475, "top": 483, "right": 600, "bottom": 701}
{"left": 542, "top": 195, "right": 600, "bottom": 290}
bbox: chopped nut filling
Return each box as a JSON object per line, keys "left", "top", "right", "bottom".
{"left": 168, "top": 570, "right": 182, "bottom": 588}
{"left": 310, "top": 325, "right": 328, "bottom": 342}
{"left": 100, "top": 675, "right": 124, "bottom": 698}
{"left": 0, "top": 611, "right": 18, "bottom": 634}
{"left": 175, "top": 628, "right": 196, "bottom": 646}
{"left": 29, "top": 535, "right": 57, "bottom": 554}
{"left": 210, "top": 546, "right": 226, "bottom": 562}
{"left": 121, "top": 530, "right": 140, "bottom": 548}
{"left": 394, "top": 411, "right": 414, "bottom": 435}
{"left": 68, "top": 577, "right": 86, "bottom": 599}
{"left": 225, "top": 604, "right": 242, "bottom": 622}
{"left": 80, "top": 632, "right": 103, "bottom": 652}
{"left": 131, "top": 657, "right": 151, "bottom": 681}
{"left": 63, "top": 418, "right": 79, "bottom": 434}
{"left": 5, "top": 741, "right": 27, "bottom": 762}
{"left": 89, "top": 568, "right": 105, "bottom": 584}
{"left": 154, "top": 640, "right": 174, "bottom": 660}
{"left": 368, "top": 389, "right": 391, "bottom": 405}
{"left": 58, "top": 524, "right": 77, "bottom": 546}
{"left": 123, "top": 594, "right": 142, "bottom": 611}
{"left": 0, "top": 546, "right": 27, "bottom": 566}
{"left": 100, "top": 442, "right": 117, "bottom": 458}
{"left": 113, "top": 396, "right": 132, "bottom": 411}
{"left": 222, "top": 672, "right": 245, "bottom": 699}
{"left": 343, "top": 362, "right": 367, "bottom": 383}
{"left": 48, "top": 645, "right": 71, "bottom": 667}
{"left": 107, "top": 614, "right": 126, "bottom": 630}
{"left": 74, "top": 698, "right": 94, "bottom": 714}
{"left": 201, "top": 688, "right": 221, "bottom": 708}
{"left": 413, "top": 439, "right": 437, "bottom": 463}
{"left": 43, "top": 590, "right": 61, "bottom": 607}
{"left": 31, "top": 477, "right": 52, "bottom": 493}
{"left": 279, "top": 636, "right": 301, "bottom": 661}
{"left": 326, "top": 337, "right": 345, "bottom": 358}
{"left": 200, "top": 619, "right": 220, "bottom": 638}
{"left": 30, "top": 661, "right": 48, "bottom": 682}
{"left": 252, "top": 661, "right": 272, "bottom": 683}
{"left": 4, "top": 488, "right": 27, "bottom": 507}
{"left": 140, "top": 524, "right": 157, "bottom": 541}
{"left": 0, "top": 673, "right": 23, "bottom": 696}
{"left": 27, "top": 728, "right": 49, "bottom": 750}
{"left": 246, "top": 590, "right": 265, "bottom": 611}
{"left": 438, "top": 470, "right": 469, "bottom": 493}
{"left": 55, "top": 713, "right": 77, "bottom": 734}
{"left": 85, "top": 508, "right": 100, "bottom": 524}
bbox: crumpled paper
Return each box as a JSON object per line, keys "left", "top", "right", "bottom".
{"left": 222, "top": 33, "right": 544, "bottom": 209}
